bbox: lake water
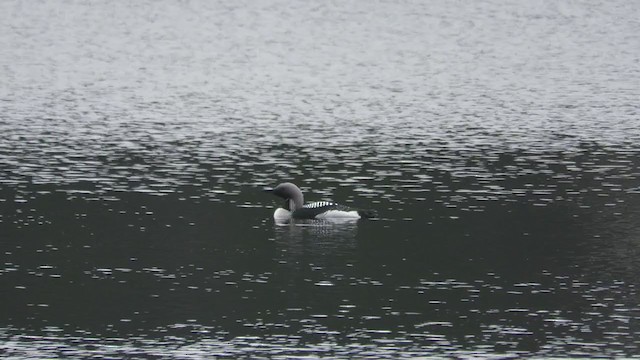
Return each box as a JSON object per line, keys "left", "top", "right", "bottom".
{"left": 1, "top": 0, "right": 639, "bottom": 358}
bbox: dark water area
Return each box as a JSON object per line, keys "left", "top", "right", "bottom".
{"left": 2, "top": 0, "right": 640, "bottom": 358}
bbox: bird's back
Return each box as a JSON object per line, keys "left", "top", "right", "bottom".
{"left": 292, "top": 201, "right": 376, "bottom": 219}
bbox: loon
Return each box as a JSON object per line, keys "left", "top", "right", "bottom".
{"left": 265, "top": 182, "right": 378, "bottom": 220}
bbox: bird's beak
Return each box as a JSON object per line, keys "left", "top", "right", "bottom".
{"left": 263, "top": 187, "right": 274, "bottom": 193}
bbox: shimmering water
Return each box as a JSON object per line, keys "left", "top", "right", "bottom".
{"left": 1, "top": 0, "right": 640, "bottom": 358}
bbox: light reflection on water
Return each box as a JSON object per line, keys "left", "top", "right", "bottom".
{"left": 1, "top": 0, "right": 640, "bottom": 358}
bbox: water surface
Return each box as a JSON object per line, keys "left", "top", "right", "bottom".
{"left": 1, "top": 0, "right": 640, "bottom": 358}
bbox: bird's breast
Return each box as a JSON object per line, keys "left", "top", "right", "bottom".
{"left": 273, "top": 207, "right": 292, "bottom": 220}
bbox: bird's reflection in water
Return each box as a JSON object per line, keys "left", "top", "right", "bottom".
{"left": 272, "top": 218, "right": 359, "bottom": 263}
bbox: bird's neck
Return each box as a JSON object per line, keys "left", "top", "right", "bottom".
{"left": 289, "top": 198, "right": 299, "bottom": 211}
{"left": 289, "top": 193, "right": 304, "bottom": 211}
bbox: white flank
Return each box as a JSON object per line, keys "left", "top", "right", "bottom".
{"left": 315, "top": 210, "right": 361, "bottom": 219}
{"left": 273, "top": 207, "right": 291, "bottom": 220}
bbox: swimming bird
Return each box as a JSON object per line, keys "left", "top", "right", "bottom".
{"left": 265, "top": 182, "right": 377, "bottom": 220}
